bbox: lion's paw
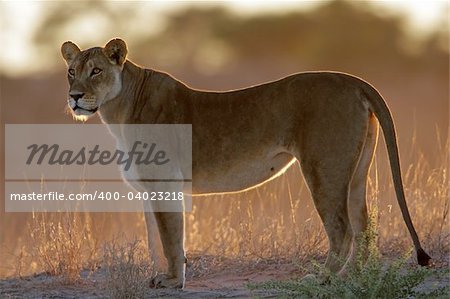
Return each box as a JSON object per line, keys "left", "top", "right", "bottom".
{"left": 150, "top": 273, "right": 184, "bottom": 289}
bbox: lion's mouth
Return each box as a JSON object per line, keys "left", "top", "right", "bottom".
{"left": 73, "top": 104, "right": 98, "bottom": 113}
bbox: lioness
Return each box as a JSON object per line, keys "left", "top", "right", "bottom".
{"left": 61, "top": 38, "right": 431, "bottom": 288}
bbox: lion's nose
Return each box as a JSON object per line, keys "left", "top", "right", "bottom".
{"left": 70, "top": 92, "right": 85, "bottom": 102}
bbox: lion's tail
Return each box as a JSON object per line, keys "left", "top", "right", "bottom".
{"left": 362, "top": 83, "right": 431, "bottom": 267}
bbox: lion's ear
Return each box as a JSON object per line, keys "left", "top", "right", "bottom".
{"left": 103, "top": 38, "right": 128, "bottom": 66}
{"left": 61, "top": 41, "right": 81, "bottom": 65}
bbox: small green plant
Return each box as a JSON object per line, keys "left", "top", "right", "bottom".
{"left": 248, "top": 207, "right": 449, "bottom": 298}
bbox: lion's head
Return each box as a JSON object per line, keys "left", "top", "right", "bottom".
{"left": 61, "top": 38, "right": 128, "bottom": 120}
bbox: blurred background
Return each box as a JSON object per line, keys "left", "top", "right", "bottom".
{"left": 0, "top": 0, "right": 448, "bottom": 278}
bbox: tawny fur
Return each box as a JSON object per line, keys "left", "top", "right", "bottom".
{"left": 61, "top": 39, "right": 430, "bottom": 288}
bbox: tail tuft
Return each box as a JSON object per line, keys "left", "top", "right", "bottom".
{"left": 417, "top": 248, "right": 431, "bottom": 266}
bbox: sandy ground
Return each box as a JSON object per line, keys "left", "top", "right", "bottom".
{"left": 0, "top": 257, "right": 298, "bottom": 298}
{"left": 1, "top": 257, "right": 448, "bottom": 298}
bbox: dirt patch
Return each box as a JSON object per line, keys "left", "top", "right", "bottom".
{"left": 1, "top": 256, "right": 448, "bottom": 298}
{"left": 0, "top": 258, "right": 299, "bottom": 298}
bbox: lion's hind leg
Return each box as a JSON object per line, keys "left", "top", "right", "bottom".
{"left": 340, "top": 114, "right": 379, "bottom": 275}
{"left": 296, "top": 112, "right": 369, "bottom": 273}
{"left": 300, "top": 171, "right": 354, "bottom": 272}
{"left": 299, "top": 157, "right": 357, "bottom": 273}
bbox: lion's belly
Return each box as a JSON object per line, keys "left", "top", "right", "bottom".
{"left": 191, "top": 152, "right": 296, "bottom": 195}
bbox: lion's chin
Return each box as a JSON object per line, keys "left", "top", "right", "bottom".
{"left": 72, "top": 114, "right": 90, "bottom": 122}
{"left": 71, "top": 107, "right": 97, "bottom": 122}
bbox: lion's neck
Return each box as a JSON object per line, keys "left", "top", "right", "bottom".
{"left": 98, "top": 61, "right": 141, "bottom": 124}
{"left": 99, "top": 61, "right": 191, "bottom": 124}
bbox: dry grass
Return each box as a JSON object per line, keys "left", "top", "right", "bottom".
{"left": 375, "top": 136, "right": 449, "bottom": 263}
{"left": 103, "top": 238, "right": 152, "bottom": 298}
{"left": 184, "top": 138, "right": 449, "bottom": 266}
{"left": 185, "top": 165, "right": 328, "bottom": 261}
{"left": 28, "top": 212, "right": 99, "bottom": 282}
{"left": 14, "top": 138, "right": 449, "bottom": 283}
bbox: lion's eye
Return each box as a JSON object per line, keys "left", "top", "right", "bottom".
{"left": 68, "top": 69, "right": 75, "bottom": 76}
{"left": 90, "top": 67, "right": 102, "bottom": 77}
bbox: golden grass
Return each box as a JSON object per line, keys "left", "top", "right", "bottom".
{"left": 10, "top": 138, "right": 449, "bottom": 280}
{"left": 28, "top": 212, "right": 99, "bottom": 282}
{"left": 103, "top": 238, "right": 152, "bottom": 298}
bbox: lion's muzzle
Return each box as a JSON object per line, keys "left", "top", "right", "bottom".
{"left": 68, "top": 93, "right": 99, "bottom": 115}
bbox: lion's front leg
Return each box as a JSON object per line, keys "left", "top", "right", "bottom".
{"left": 144, "top": 212, "right": 166, "bottom": 275}
{"left": 150, "top": 212, "right": 186, "bottom": 289}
